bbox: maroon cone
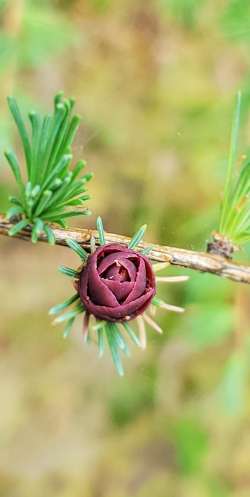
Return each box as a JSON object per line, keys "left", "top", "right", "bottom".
{"left": 78, "top": 243, "right": 156, "bottom": 322}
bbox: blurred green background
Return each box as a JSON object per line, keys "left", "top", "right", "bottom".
{"left": 0, "top": 1, "right": 250, "bottom": 496}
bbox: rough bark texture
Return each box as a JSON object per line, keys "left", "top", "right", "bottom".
{"left": 1, "top": 214, "right": 250, "bottom": 285}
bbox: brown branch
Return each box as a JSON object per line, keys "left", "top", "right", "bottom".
{"left": 1, "top": 214, "right": 250, "bottom": 285}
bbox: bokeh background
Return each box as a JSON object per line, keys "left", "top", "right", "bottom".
{"left": 0, "top": 1, "right": 250, "bottom": 496}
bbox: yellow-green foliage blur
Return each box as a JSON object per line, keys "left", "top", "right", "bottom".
{"left": 0, "top": 1, "right": 250, "bottom": 496}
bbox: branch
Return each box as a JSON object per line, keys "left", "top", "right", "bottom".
{"left": 1, "top": 214, "right": 250, "bottom": 285}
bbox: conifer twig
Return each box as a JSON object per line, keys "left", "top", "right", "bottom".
{"left": 0, "top": 214, "right": 250, "bottom": 285}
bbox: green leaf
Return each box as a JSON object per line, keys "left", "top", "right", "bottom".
{"left": 58, "top": 266, "right": 79, "bottom": 278}
{"left": 7, "top": 96, "right": 32, "bottom": 176}
{"left": 40, "top": 170, "right": 73, "bottom": 211}
{"left": 151, "top": 296, "right": 162, "bottom": 307}
{"left": 43, "top": 209, "right": 90, "bottom": 221}
{"left": 152, "top": 296, "right": 184, "bottom": 313}
{"left": 31, "top": 185, "right": 41, "bottom": 198}
{"left": 233, "top": 231, "right": 250, "bottom": 243}
{"left": 25, "top": 181, "right": 32, "bottom": 198}
{"left": 5, "top": 93, "right": 92, "bottom": 236}
{"left": 8, "top": 219, "right": 29, "bottom": 236}
{"left": 9, "top": 196, "right": 23, "bottom": 207}
{"left": 66, "top": 238, "right": 88, "bottom": 261}
{"left": 122, "top": 322, "right": 141, "bottom": 347}
{"left": 44, "top": 107, "right": 70, "bottom": 178}
{"left": 231, "top": 160, "right": 250, "bottom": 206}
{"left": 53, "top": 304, "right": 83, "bottom": 324}
{"left": 62, "top": 114, "right": 81, "bottom": 150}
{"left": 63, "top": 317, "right": 75, "bottom": 339}
{"left": 220, "top": 91, "right": 242, "bottom": 233}
{"left": 140, "top": 246, "right": 153, "bottom": 256}
{"left": 96, "top": 216, "right": 106, "bottom": 245}
{"left": 6, "top": 206, "right": 23, "bottom": 219}
{"left": 33, "top": 190, "right": 52, "bottom": 217}
{"left": 128, "top": 224, "right": 147, "bottom": 249}
{"left": 49, "top": 293, "right": 79, "bottom": 315}
{"left": 58, "top": 194, "right": 90, "bottom": 208}
{"left": 214, "top": 92, "right": 250, "bottom": 246}
{"left": 81, "top": 172, "right": 94, "bottom": 183}
{"left": 41, "top": 153, "right": 72, "bottom": 192}
{"left": 4, "top": 150, "right": 23, "bottom": 185}
{"left": 40, "top": 103, "right": 67, "bottom": 181}
{"left": 106, "top": 324, "right": 124, "bottom": 376}
{"left": 97, "top": 324, "right": 105, "bottom": 357}
{"left": 29, "top": 111, "right": 42, "bottom": 185}
{"left": 43, "top": 224, "right": 56, "bottom": 245}
{"left": 71, "top": 160, "right": 86, "bottom": 181}
{"left": 110, "top": 323, "right": 129, "bottom": 356}
{"left": 41, "top": 171, "right": 87, "bottom": 213}
{"left": 31, "top": 218, "right": 44, "bottom": 243}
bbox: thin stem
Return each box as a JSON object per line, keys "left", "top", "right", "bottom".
{"left": 0, "top": 214, "right": 250, "bottom": 285}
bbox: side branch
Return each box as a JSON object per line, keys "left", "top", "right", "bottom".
{"left": 0, "top": 214, "right": 250, "bottom": 285}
